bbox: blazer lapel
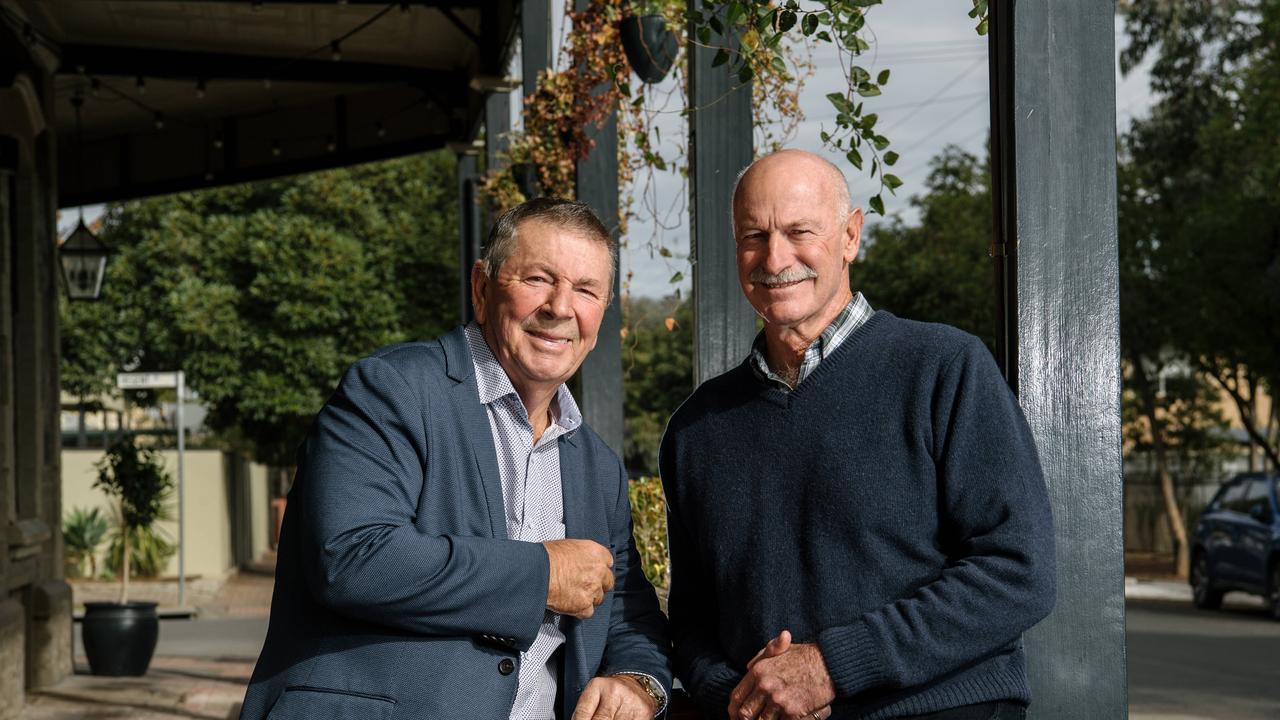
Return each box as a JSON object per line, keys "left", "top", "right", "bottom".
{"left": 440, "top": 326, "right": 507, "bottom": 540}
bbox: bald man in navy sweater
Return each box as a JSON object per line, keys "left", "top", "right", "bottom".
{"left": 660, "top": 150, "right": 1055, "bottom": 720}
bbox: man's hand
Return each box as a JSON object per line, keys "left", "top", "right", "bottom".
{"left": 544, "top": 539, "right": 614, "bottom": 619}
{"left": 572, "top": 676, "right": 657, "bottom": 720}
{"left": 729, "top": 631, "right": 835, "bottom": 720}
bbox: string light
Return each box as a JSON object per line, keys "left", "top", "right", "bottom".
{"left": 271, "top": 139, "right": 282, "bottom": 157}
{"left": 154, "top": 112, "right": 165, "bottom": 130}
{"left": 90, "top": 79, "right": 100, "bottom": 98}
{"left": 204, "top": 171, "right": 214, "bottom": 181}
{"left": 330, "top": 41, "right": 342, "bottom": 62}
{"left": 195, "top": 79, "right": 206, "bottom": 99}
{"left": 136, "top": 76, "right": 146, "bottom": 95}
{"left": 263, "top": 77, "right": 272, "bottom": 90}
{"left": 375, "top": 121, "right": 387, "bottom": 138}
{"left": 326, "top": 136, "right": 336, "bottom": 152}
{"left": 22, "top": 23, "right": 34, "bottom": 46}
{"left": 213, "top": 135, "right": 224, "bottom": 150}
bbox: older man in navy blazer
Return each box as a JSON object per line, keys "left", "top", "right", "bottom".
{"left": 242, "top": 198, "right": 671, "bottom": 720}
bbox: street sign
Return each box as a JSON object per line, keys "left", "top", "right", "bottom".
{"left": 116, "top": 371, "right": 179, "bottom": 389}
{"left": 115, "top": 368, "right": 189, "bottom": 608}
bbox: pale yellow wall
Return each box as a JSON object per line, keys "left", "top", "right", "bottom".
{"left": 62, "top": 449, "right": 268, "bottom": 580}
{"left": 249, "top": 462, "right": 270, "bottom": 561}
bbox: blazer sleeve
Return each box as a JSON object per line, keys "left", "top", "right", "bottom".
{"left": 294, "top": 355, "right": 550, "bottom": 649}
{"left": 597, "top": 457, "right": 673, "bottom": 692}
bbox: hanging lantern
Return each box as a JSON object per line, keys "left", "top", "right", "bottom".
{"left": 59, "top": 220, "right": 110, "bottom": 301}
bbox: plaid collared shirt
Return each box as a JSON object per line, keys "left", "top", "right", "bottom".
{"left": 749, "top": 293, "right": 875, "bottom": 390}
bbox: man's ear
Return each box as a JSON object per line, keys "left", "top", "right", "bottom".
{"left": 844, "top": 207, "right": 864, "bottom": 264}
{"left": 470, "top": 261, "right": 489, "bottom": 322}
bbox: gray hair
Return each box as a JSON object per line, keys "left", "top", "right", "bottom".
{"left": 730, "top": 150, "right": 853, "bottom": 234}
{"left": 480, "top": 197, "right": 618, "bottom": 291}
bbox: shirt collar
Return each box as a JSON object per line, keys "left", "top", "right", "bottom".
{"left": 464, "top": 322, "right": 582, "bottom": 434}
{"left": 749, "top": 292, "right": 873, "bottom": 385}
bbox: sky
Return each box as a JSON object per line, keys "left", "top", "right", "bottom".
{"left": 62, "top": 2, "right": 1160, "bottom": 300}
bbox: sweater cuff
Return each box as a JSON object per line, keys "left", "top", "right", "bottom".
{"left": 817, "top": 621, "right": 890, "bottom": 697}
{"left": 698, "top": 665, "right": 741, "bottom": 713}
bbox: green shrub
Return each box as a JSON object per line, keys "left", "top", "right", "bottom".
{"left": 105, "top": 520, "right": 176, "bottom": 579}
{"left": 628, "top": 476, "right": 669, "bottom": 589}
{"left": 63, "top": 506, "right": 109, "bottom": 578}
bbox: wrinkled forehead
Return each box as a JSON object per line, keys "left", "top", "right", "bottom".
{"left": 733, "top": 170, "right": 839, "bottom": 227}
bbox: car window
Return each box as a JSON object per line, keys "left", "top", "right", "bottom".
{"left": 1218, "top": 481, "right": 1248, "bottom": 512}
{"left": 1242, "top": 480, "right": 1273, "bottom": 522}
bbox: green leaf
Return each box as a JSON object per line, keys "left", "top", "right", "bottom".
{"left": 869, "top": 194, "right": 885, "bottom": 215}
{"left": 709, "top": 15, "right": 724, "bottom": 35}
{"left": 884, "top": 173, "right": 903, "bottom": 190}
{"left": 850, "top": 65, "right": 870, "bottom": 84}
{"left": 770, "top": 55, "right": 788, "bottom": 74}
{"left": 872, "top": 134, "right": 890, "bottom": 151}
{"left": 857, "top": 83, "right": 882, "bottom": 97}
{"left": 738, "top": 64, "right": 753, "bottom": 83}
{"left": 697, "top": 26, "right": 712, "bottom": 45}
{"left": 778, "top": 9, "right": 797, "bottom": 32}
{"left": 819, "top": 130, "right": 831, "bottom": 142}
{"left": 884, "top": 150, "right": 899, "bottom": 166}
{"left": 669, "top": 271, "right": 684, "bottom": 284}
{"left": 658, "top": 246, "right": 672, "bottom": 258}
{"left": 712, "top": 48, "right": 730, "bottom": 67}
{"left": 976, "top": 17, "right": 989, "bottom": 35}
{"left": 877, "top": 68, "right": 890, "bottom": 85}
{"left": 845, "top": 148, "right": 863, "bottom": 170}
{"left": 802, "top": 13, "right": 818, "bottom": 36}
{"left": 816, "top": 30, "right": 832, "bottom": 42}
{"left": 826, "top": 92, "right": 853, "bottom": 114}
{"left": 860, "top": 113, "right": 879, "bottom": 129}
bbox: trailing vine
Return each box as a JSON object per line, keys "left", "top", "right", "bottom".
{"left": 479, "top": 0, "right": 993, "bottom": 266}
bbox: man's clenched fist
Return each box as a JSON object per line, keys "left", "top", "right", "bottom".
{"left": 544, "top": 539, "right": 614, "bottom": 619}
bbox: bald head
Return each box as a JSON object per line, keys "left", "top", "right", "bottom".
{"left": 731, "top": 150, "right": 853, "bottom": 233}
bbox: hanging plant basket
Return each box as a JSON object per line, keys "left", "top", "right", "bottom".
{"left": 619, "top": 15, "right": 678, "bottom": 84}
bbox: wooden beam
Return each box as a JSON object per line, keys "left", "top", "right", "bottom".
{"left": 990, "top": 2, "right": 1127, "bottom": 716}
{"left": 688, "top": 21, "right": 754, "bottom": 385}
{"left": 57, "top": 44, "right": 469, "bottom": 91}
{"left": 59, "top": 132, "right": 453, "bottom": 207}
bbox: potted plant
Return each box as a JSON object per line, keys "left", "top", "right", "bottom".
{"left": 619, "top": 0, "right": 678, "bottom": 83}
{"left": 81, "top": 437, "right": 174, "bottom": 676}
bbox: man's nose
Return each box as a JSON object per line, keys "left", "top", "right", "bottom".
{"left": 541, "top": 281, "right": 575, "bottom": 318}
{"left": 762, "top": 233, "right": 795, "bottom": 273}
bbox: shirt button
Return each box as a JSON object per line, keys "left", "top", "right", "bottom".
{"left": 498, "top": 658, "right": 515, "bottom": 676}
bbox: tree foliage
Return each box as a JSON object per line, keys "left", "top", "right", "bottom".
{"left": 850, "top": 145, "right": 995, "bottom": 352}
{"left": 61, "top": 152, "right": 459, "bottom": 467}
{"left": 1120, "top": 0, "right": 1280, "bottom": 470}
{"left": 622, "top": 296, "right": 694, "bottom": 476}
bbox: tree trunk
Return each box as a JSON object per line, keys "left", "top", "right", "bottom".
{"left": 1133, "top": 362, "right": 1190, "bottom": 579}
{"left": 119, "top": 524, "right": 131, "bottom": 604}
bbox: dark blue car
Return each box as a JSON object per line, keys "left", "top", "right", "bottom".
{"left": 1190, "top": 472, "right": 1280, "bottom": 619}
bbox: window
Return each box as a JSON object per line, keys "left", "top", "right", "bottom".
{"left": 1242, "top": 479, "right": 1273, "bottom": 522}
{"left": 1216, "top": 481, "right": 1247, "bottom": 512}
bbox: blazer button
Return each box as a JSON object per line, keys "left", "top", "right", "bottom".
{"left": 498, "top": 658, "right": 515, "bottom": 676}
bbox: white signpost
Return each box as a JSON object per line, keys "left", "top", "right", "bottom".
{"left": 116, "top": 370, "right": 187, "bottom": 608}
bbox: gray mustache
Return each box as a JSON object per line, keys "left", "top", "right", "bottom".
{"left": 749, "top": 265, "right": 818, "bottom": 285}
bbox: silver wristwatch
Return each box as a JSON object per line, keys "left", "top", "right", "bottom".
{"left": 611, "top": 672, "right": 667, "bottom": 717}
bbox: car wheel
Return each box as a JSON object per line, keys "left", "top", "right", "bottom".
{"left": 1191, "top": 552, "right": 1223, "bottom": 610}
{"left": 1269, "top": 564, "right": 1280, "bottom": 622}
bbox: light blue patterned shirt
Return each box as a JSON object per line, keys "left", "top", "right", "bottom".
{"left": 466, "top": 323, "right": 577, "bottom": 720}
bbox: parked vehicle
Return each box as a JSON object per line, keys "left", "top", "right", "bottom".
{"left": 1190, "top": 472, "right": 1280, "bottom": 619}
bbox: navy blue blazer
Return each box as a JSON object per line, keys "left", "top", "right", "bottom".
{"left": 241, "top": 327, "right": 671, "bottom": 719}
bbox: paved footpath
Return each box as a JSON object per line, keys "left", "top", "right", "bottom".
{"left": 20, "top": 572, "right": 1270, "bottom": 718}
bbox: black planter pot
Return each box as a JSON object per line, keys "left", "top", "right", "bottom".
{"left": 620, "top": 15, "right": 678, "bottom": 84}
{"left": 82, "top": 601, "right": 160, "bottom": 676}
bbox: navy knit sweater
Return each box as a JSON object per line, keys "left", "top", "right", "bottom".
{"left": 659, "top": 311, "right": 1055, "bottom": 719}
